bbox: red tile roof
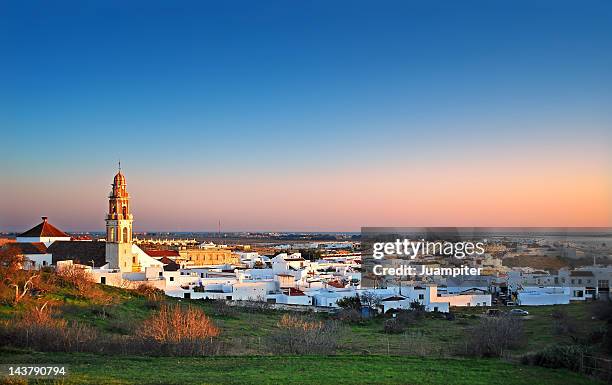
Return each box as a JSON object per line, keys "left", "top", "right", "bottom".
{"left": 158, "top": 256, "right": 180, "bottom": 271}
{"left": 286, "top": 288, "right": 306, "bottom": 296}
{"left": 326, "top": 280, "right": 345, "bottom": 289}
{"left": 18, "top": 217, "right": 69, "bottom": 238}
{"left": 144, "top": 249, "right": 180, "bottom": 257}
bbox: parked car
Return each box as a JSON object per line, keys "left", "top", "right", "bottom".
{"left": 509, "top": 309, "right": 529, "bottom": 316}
{"left": 506, "top": 301, "right": 516, "bottom": 306}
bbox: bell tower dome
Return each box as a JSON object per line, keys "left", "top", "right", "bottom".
{"left": 105, "top": 163, "right": 137, "bottom": 272}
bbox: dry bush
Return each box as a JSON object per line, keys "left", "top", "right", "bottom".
{"left": 55, "top": 265, "right": 114, "bottom": 305}
{"left": 551, "top": 309, "right": 580, "bottom": 340}
{"left": 56, "top": 265, "right": 94, "bottom": 292}
{"left": 0, "top": 303, "right": 99, "bottom": 353}
{"left": 136, "top": 304, "right": 220, "bottom": 355}
{"left": 522, "top": 344, "right": 594, "bottom": 373}
{"left": 0, "top": 301, "right": 223, "bottom": 356}
{"left": 383, "top": 318, "right": 406, "bottom": 334}
{"left": 209, "top": 300, "right": 238, "bottom": 317}
{"left": 460, "top": 315, "right": 524, "bottom": 357}
{"left": 592, "top": 300, "right": 612, "bottom": 321}
{"left": 0, "top": 246, "right": 42, "bottom": 305}
{"left": 265, "top": 314, "right": 342, "bottom": 355}
{"left": 134, "top": 283, "right": 165, "bottom": 301}
{"left": 337, "top": 308, "right": 363, "bottom": 324}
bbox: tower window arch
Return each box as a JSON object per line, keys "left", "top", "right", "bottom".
{"left": 122, "top": 206, "right": 127, "bottom": 218}
{"left": 122, "top": 227, "right": 129, "bottom": 243}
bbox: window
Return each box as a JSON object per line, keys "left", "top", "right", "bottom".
{"left": 578, "top": 279, "right": 582, "bottom": 285}
{"left": 418, "top": 294, "right": 424, "bottom": 300}
{"left": 169, "top": 277, "right": 174, "bottom": 282}
{"left": 433, "top": 307, "right": 439, "bottom": 312}
{"left": 123, "top": 227, "right": 129, "bottom": 243}
{"left": 122, "top": 206, "right": 127, "bottom": 217}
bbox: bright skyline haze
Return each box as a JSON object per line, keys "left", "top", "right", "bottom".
{"left": 1, "top": 0, "right": 610, "bottom": 232}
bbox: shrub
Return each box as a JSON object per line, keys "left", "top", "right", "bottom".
{"left": 107, "top": 318, "right": 135, "bottom": 335}
{"left": 144, "top": 299, "right": 162, "bottom": 310}
{"left": 134, "top": 284, "right": 165, "bottom": 301}
{"left": 461, "top": 315, "right": 524, "bottom": 357}
{"left": 383, "top": 318, "right": 405, "bottom": 334}
{"left": 394, "top": 309, "right": 418, "bottom": 325}
{"left": 409, "top": 301, "right": 425, "bottom": 311}
{"left": 336, "top": 295, "right": 361, "bottom": 310}
{"left": 521, "top": 344, "right": 593, "bottom": 373}
{"left": 211, "top": 300, "right": 239, "bottom": 317}
{"left": 136, "top": 304, "right": 220, "bottom": 355}
{"left": 337, "top": 308, "right": 363, "bottom": 324}
{"left": 0, "top": 303, "right": 99, "bottom": 353}
{"left": 55, "top": 265, "right": 113, "bottom": 304}
{"left": 592, "top": 300, "right": 612, "bottom": 322}
{"left": 551, "top": 309, "right": 580, "bottom": 341}
{"left": 265, "top": 314, "right": 341, "bottom": 355}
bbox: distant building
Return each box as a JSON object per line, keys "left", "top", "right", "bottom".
{"left": 179, "top": 247, "right": 238, "bottom": 266}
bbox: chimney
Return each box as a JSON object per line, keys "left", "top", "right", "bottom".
{"left": 41, "top": 216, "right": 48, "bottom": 222}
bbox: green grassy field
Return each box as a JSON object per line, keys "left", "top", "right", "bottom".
{"left": 0, "top": 351, "right": 603, "bottom": 385}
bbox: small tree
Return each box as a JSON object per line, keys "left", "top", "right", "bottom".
{"left": 359, "top": 291, "right": 381, "bottom": 310}
{"left": 337, "top": 295, "right": 361, "bottom": 310}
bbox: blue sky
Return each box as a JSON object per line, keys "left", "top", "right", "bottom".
{"left": 1, "top": 1, "right": 610, "bottom": 231}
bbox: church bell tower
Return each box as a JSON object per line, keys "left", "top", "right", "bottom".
{"left": 105, "top": 163, "right": 136, "bottom": 272}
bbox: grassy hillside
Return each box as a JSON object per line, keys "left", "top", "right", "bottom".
{"left": 0, "top": 271, "right": 608, "bottom": 384}
{"left": 6, "top": 280, "right": 599, "bottom": 356}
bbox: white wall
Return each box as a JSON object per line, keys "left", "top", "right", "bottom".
{"left": 16, "top": 236, "right": 70, "bottom": 247}
{"left": 24, "top": 253, "right": 52, "bottom": 269}
{"left": 518, "top": 287, "right": 570, "bottom": 305}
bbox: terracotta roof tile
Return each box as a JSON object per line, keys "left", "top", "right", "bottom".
{"left": 144, "top": 249, "right": 180, "bottom": 257}
{"left": 18, "top": 217, "right": 69, "bottom": 238}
